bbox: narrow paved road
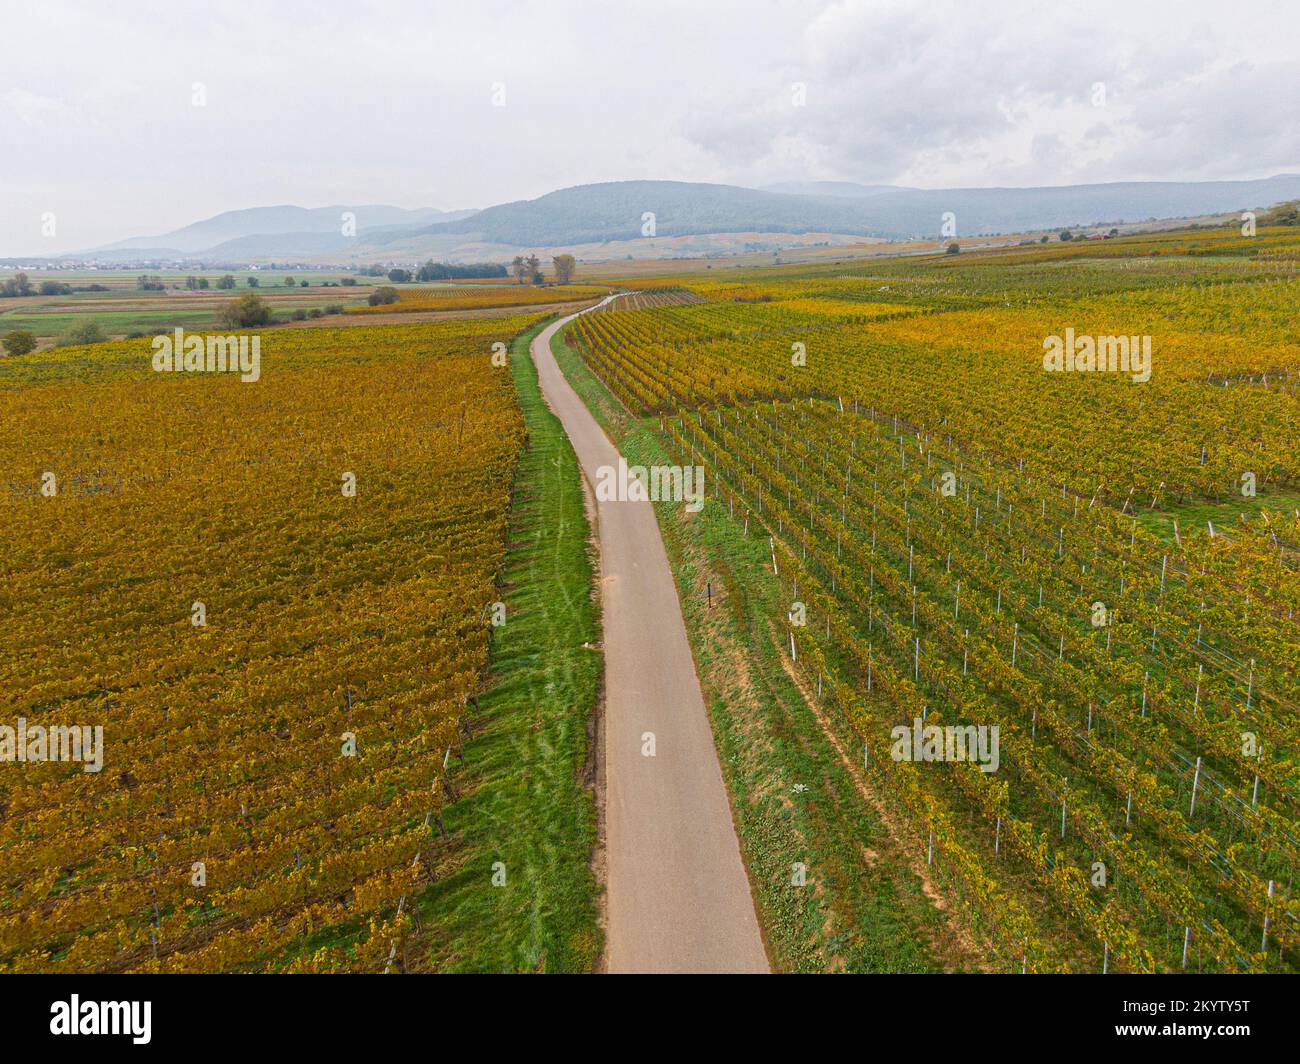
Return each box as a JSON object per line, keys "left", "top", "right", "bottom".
{"left": 530, "top": 298, "right": 769, "bottom": 973}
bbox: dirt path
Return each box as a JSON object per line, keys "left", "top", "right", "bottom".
{"left": 530, "top": 299, "right": 768, "bottom": 973}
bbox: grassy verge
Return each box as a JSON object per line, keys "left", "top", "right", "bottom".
{"left": 409, "top": 316, "right": 603, "bottom": 972}
{"left": 1134, "top": 488, "right": 1300, "bottom": 543}
{"left": 548, "top": 322, "right": 964, "bottom": 972}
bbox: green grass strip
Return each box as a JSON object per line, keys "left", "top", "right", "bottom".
{"left": 413, "top": 316, "right": 603, "bottom": 972}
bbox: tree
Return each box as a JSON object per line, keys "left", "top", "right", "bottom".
{"left": 217, "top": 293, "right": 272, "bottom": 328}
{"left": 368, "top": 286, "right": 399, "bottom": 306}
{"left": 60, "top": 318, "right": 106, "bottom": 347}
{"left": 552, "top": 254, "right": 577, "bottom": 283}
{"left": 246, "top": 275, "right": 260, "bottom": 287}
{"left": 2, "top": 329, "right": 37, "bottom": 356}
{"left": 198, "top": 277, "right": 211, "bottom": 290}
{"left": 39, "top": 281, "right": 72, "bottom": 295}
{"left": 1261, "top": 200, "right": 1299, "bottom": 226}
{"left": 511, "top": 256, "right": 528, "bottom": 285}
{"left": 525, "top": 254, "right": 541, "bottom": 284}
{"left": 387, "top": 268, "right": 412, "bottom": 284}
{"left": 185, "top": 276, "right": 200, "bottom": 290}
{"left": 284, "top": 276, "right": 295, "bottom": 288}
{"left": 1059, "top": 230, "right": 1074, "bottom": 242}
{"left": 300, "top": 279, "right": 309, "bottom": 287}
{"left": 945, "top": 242, "right": 960, "bottom": 255}
{"left": 417, "top": 259, "right": 444, "bottom": 282}
{"left": 217, "top": 274, "right": 237, "bottom": 289}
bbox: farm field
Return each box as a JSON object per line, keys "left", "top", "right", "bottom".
{"left": 0, "top": 312, "right": 601, "bottom": 972}
{"left": 0, "top": 271, "right": 380, "bottom": 345}
{"left": 565, "top": 225, "right": 1300, "bottom": 972}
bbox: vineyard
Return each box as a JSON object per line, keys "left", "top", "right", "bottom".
{"left": 345, "top": 284, "right": 612, "bottom": 315}
{"left": 570, "top": 227, "right": 1300, "bottom": 972}
{"left": 591, "top": 288, "right": 706, "bottom": 313}
{"left": 0, "top": 315, "right": 544, "bottom": 971}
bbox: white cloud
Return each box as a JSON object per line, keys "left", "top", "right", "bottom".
{"left": 1, "top": 89, "right": 77, "bottom": 128}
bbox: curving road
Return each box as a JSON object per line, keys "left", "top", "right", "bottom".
{"left": 530, "top": 297, "right": 769, "bottom": 973}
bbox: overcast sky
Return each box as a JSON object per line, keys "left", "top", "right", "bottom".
{"left": 3, "top": 0, "right": 1298, "bottom": 254}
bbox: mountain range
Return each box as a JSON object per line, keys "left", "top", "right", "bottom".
{"left": 48, "top": 174, "right": 1300, "bottom": 266}
{"left": 81, "top": 205, "right": 479, "bottom": 263}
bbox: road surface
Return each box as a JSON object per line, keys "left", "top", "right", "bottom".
{"left": 530, "top": 297, "right": 769, "bottom": 973}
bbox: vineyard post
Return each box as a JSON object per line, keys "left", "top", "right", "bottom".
{"left": 1189, "top": 757, "right": 1202, "bottom": 817}
{"left": 995, "top": 815, "right": 1001, "bottom": 854}
{"left": 1181, "top": 926, "right": 1191, "bottom": 970}
{"left": 1262, "top": 880, "right": 1275, "bottom": 953}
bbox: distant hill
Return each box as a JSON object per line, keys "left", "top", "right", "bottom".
{"left": 54, "top": 175, "right": 1300, "bottom": 265}
{"left": 761, "top": 181, "right": 910, "bottom": 198}
{"left": 419, "top": 181, "right": 868, "bottom": 246}
{"left": 90, "top": 205, "right": 477, "bottom": 255}
{"left": 419, "top": 176, "right": 1300, "bottom": 245}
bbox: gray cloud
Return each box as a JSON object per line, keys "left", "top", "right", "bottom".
{"left": 1, "top": 0, "right": 1296, "bottom": 254}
